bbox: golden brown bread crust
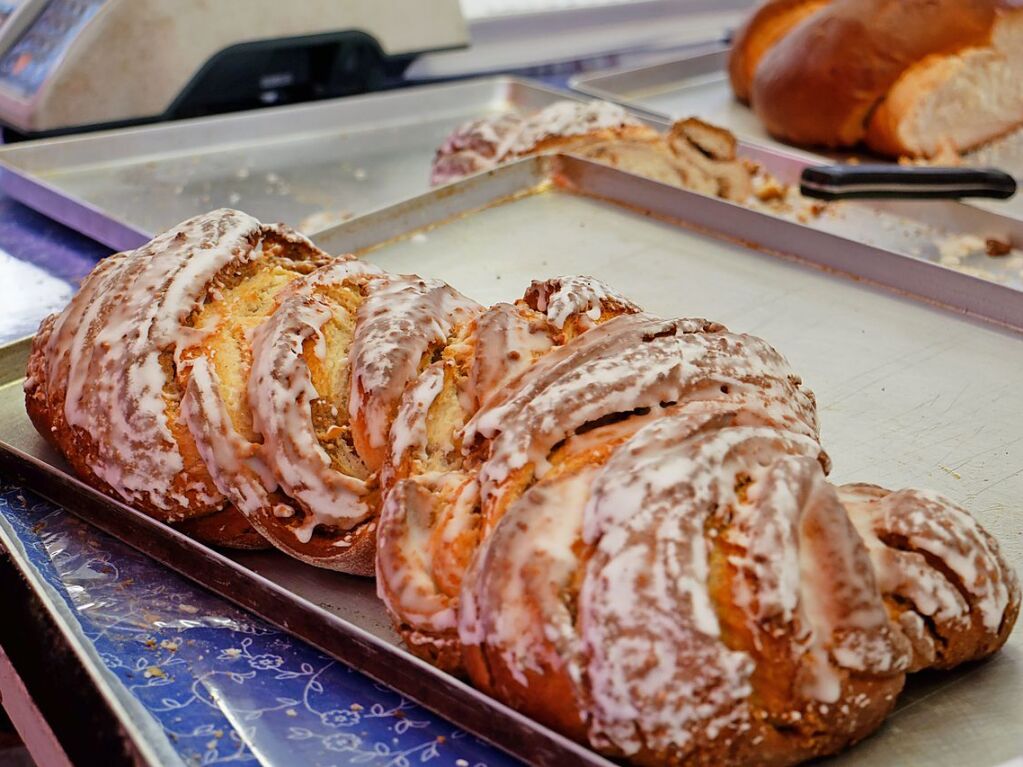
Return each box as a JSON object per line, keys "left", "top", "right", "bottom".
{"left": 376, "top": 277, "right": 642, "bottom": 671}
{"left": 747, "top": 0, "right": 1023, "bottom": 150}
{"left": 727, "top": 0, "right": 831, "bottom": 104}
{"left": 23, "top": 211, "right": 334, "bottom": 548}
{"left": 840, "top": 483, "right": 1021, "bottom": 671}
{"left": 176, "top": 505, "right": 270, "bottom": 550}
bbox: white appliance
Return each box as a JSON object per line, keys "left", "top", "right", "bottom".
{"left": 0, "top": 0, "right": 468, "bottom": 136}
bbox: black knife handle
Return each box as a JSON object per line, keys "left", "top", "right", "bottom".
{"left": 800, "top": 164, "right": 1017, "bottom": 201}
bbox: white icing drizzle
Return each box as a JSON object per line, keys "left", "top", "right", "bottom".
{"left": 249, "top": 293, "right": 370, "bottom": 540}
{"left": 580, "top": 413, "right": 797, "bottom": 755}
{"left": 524, "top": 276, "right": 641, "bottom": 330}
{"left": 795, "top": 479, "right": 910, "bottom": 676}
{"left": 377, "top": 472, "right": 478, "bottom": 634}
{"left": 469, "top": 303, "right": 554, "bottom": 408}
{"left": 458, "top": 468, "right": 595, "bottom": 687}
{"left": 431, "top": 100, "right": 644, "bottom": 184}
{"left": 430, "top": 112, "right": 526, "bottom": 185}
{"left": 504, "top": 101, "right": 642, "bottom": 159}
{"left": 182, "top": 356, "right": 278, "bottom": 514}
{"left": 389, "top": 361, "right": 447, "bottom": 468}
{"left": 463, "top": 313, "right": 820, "bottom": 510}
{"left": 48, "top": 209, "right": 269, "bottom": 514}
{"left": 726, "top": 456, "right": 907, "bottom": 699}
{"left": 349, "top": 275, "right": 481, "bottom": 454}
{"left": 840, "top": 485, "right": 1019, "bottom": 635}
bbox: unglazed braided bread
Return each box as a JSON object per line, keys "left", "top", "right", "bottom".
{"left": 729, "top": 0, "right": 1023, "bottom": 158}
{"left": 377, "top": 297, "right": 1019, "bottom": 765}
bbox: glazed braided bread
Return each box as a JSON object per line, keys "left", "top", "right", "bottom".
{"left": 25, "top": 210, "right": 1019, "bottom": 766}
{"left": 431, "top": 100, "right": 765, "bottom": 204}
{"left": 25, "top": 211, "right": 638, "bottom": 574}
{"left": 377, "top": 307, "right": 1019, "bottom": 765}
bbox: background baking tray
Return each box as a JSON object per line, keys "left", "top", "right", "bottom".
{"left": 0, "top": 76, "right": 579, "bottom": 252}
{"left": 3, "top": 68, "right": 1023, "bottom": 293}
{"left": 570, "top": 46, "right": 1023, "bottom": 223}
{"left": 2, "top": 155, "right": 1022, "bottom": 766}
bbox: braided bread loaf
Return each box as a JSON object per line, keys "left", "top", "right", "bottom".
{"left": 26, "top": 210, "right": 1019, "bottom": 765}
{"left": 25, "top": 213, "right": 636, "bottom": 573}
{"left": 378, "top": 300, "right": 1019, "bottom": 765}
{"left": 431, "top": 101, "right": 769, "bottom": 204}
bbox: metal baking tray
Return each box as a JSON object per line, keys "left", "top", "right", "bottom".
{"left": 0, "top": 76, "right": 582, "bottom": 252}
{"left": 571, "top": 46, "right": 1023, "bottom": 223}
{"left": 1, "top": 155, "right": 1022, "bottom": 766}
{"left": 3, "top": 68, "right": 1023, "bottom": 293}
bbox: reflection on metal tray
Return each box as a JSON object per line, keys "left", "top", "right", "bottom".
{"left": 1, "top": 155, "right": 1021, "bottom": 767}
{"left": 570, "top": 46, "right": 1023, "bottom": 223}
{"left": 0, "top": 76, "right": 583, "bottom": 251}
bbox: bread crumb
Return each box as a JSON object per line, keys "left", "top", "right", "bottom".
{"left": 985, "top": 237, "right": 1012, "bottom": 257}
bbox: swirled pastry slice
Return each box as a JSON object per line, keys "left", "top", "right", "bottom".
{"left": 431, "top": 100, "right": 659, "bottom": 185}
{"left": 376, "top": 276, "right": 640, "bottom": 671}
{"left": 460, "top": 409, "right": 909, "bottom": 767}
{"left": 24, "top": 209, "right": 334, "bottom": 547}
{"left": 180, "top": 259, "right": 380, "bottom": 568}
{"left": 840, "top": 483, "right": 1021, "bottom": 671}
{"left": 236, "top": 267, "right": 482, "bottom": 573}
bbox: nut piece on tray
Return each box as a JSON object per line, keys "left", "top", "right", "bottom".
{"left": 729, "top": 0, "right": 1023, "bottom": 158}
{"left": 430, "top": 99, "right": 801, "bottom": 210}
{"left": 24, "top": 208, "right": 1021, "bottom": 766}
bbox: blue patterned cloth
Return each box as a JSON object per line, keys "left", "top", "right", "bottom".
{"left": 0, "top": 476, "right": 517, "bottom": 767}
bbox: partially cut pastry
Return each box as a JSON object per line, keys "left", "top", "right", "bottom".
{"left": 732, "top": 0, "right": 1023, "bottom": 157}
{"left": 430, "top": 101, "right": 659, "bottom": 186}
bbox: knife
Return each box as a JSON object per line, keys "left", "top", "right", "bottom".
{"left": 800, "top": 165, "right": 1017, "bottom": 201}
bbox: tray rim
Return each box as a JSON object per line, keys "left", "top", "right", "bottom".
{"left": 317, "top": 155, "right": 1023, "bottom": 335}
{"left": 568, "top": 42, "right": 732, "bottom": 116}
{"left": 0, "top": 502, "right": 189, "bottom": 767}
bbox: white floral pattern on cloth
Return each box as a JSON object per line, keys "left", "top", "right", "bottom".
{"left": 0, "top": 480, "right": 516, "bottom": 767}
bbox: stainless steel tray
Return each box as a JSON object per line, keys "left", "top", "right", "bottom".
{"left": 571, "top": 46, "right": 1023, "bottom": 224}
{"left": 0, "top": 76, "right": 582, "bottom": 252}
{"left": 2, "top": 155, "right": 1022, "bottom": 766}
{"left": 4, "top": 68, "right": 1023, "bottom": 294}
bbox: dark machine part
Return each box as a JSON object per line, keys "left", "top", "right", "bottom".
{"left": 2, "top": 30, "right": 421, "bottom": 142}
